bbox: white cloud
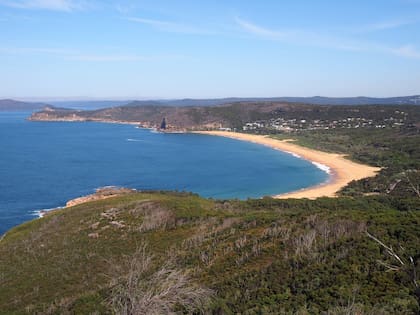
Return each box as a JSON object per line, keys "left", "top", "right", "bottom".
{"left": 0, "top": 46, "right": 184, "bottom": 62}
{"left": 366, "top": 20, "right": 411, "bottom": 31}
{"left": 69, "top": 54, "right": 147, "bottom": 62}
{"left": 235, "top": 17, "right": 364, "bottom": 51}
{"left": 0, "top": 14, "right": 33, "bottom": 21}
{"left": 391, "top": 45, "right": 420, "bottom": 58}
{"left": 351, "top": 18, "right": 418, "bottom": 33}
{"left": 0, "top": 47, "right": 77, "bottom": 54}
{"left": 127, "top": 17, "right": 177, "bottom": 29}
{"left": 234, "top": 17, "right": 293, "bottom": 40}
{"left": 235, "top": 17, "right": 420, "bottom": 60}
{"left": 115, "top": 3, "right": 138, "bottom": 14}
{"left": 0, "top": 0, "right": 87, "bottom": 11}
{"left": 125, "top": 16, "right": 216, "bottom": 35}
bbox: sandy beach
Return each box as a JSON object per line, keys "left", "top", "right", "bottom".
{"left": 194, "top": 131, "right": 381, "bottom": 199}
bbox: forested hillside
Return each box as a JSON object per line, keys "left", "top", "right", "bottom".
{"left": 1, "top": 192, "right": 419, "bottom": 314}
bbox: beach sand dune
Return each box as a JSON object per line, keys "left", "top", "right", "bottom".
{"left": 194, "top": 131, "right": 381, "bottom": 199}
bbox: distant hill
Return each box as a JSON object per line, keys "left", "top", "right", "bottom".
{"left": 29, "top": 101, "right": 420, "bottom": 131}
{"left": 127, "top": 95, "right": 420, "bottom": 107}
{"left": 270, "top": 95, "right": 420, "bottom": 105}
{"left": 3, "top": 95, "right": 420, "bottom": 112}
{"left": 29, "top": 102, "right": 317, "bottom": 128}
{"left": 47, "top": 100, "right": 131, "bottom": 110}
{"left": 0, "top": 99, "right": 48, "bottom": 111}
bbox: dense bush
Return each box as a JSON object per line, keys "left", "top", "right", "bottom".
{"left": 0, "top": 193, "right": 418, "bottom": 314}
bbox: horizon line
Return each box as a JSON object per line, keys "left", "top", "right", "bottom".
{"left": 3, "top": 94, "right": 420, "bottom": 102}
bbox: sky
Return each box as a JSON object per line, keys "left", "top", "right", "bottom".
{"left": 1, "top": 0, "right": 420, "bottom": 99}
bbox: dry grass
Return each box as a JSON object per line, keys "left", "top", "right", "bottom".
{"left": 139, "top": 207, "right": 175, "bottom": 232}
{"left": 109, "top": 245, "right": 213, "bottom": 315}
{"left": 182, "top": 217, "right": 241, "bottom": 250}
{"left": 292, "top": 217, "right": 367, "bottom": 258}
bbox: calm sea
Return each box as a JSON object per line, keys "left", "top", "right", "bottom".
{"left": 0, "top": 112, "right": 328, "bottom": 235}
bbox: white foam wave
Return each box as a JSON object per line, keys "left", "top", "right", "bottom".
{"left": 31, "top": 207, "right": 63, "bottom": 218}
{"left": 311, "top": 162, "right": 331, "bottom": 174}
{"left": 32, "top": 210, "right": 45, "bottom": 218}
{"left": 126, "top": 138, "right": 144, "bottom": 142}
{"left": 273, "top": 149, "right": 302, "bottom": 159}
{"left": 285, "top": 151, "right": 302, "bottom": 159}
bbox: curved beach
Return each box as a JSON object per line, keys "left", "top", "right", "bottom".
{"left": 194, "top": 131, "right": 381, "bottom": 199}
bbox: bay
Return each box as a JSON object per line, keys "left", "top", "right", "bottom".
{"left": 0, "top": 112, "right": 328, "bottom": 235}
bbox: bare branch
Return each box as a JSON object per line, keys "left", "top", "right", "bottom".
{"left": 404, "top": 170, "right": 420, "bottom": 198}
{"left": 367, "top": 231, "right": 419, "bottom": 306}
{"left": 377, "top": 260, "right": 401, "bottom": 272}
{"left": 109, "top": 245, "right": 213, "bottom": 314}
{"left": 366, "top": 232, "right": 405, "bottom": 266}
{"left": 409, "top": 256, "right": 419, "bottom": 288}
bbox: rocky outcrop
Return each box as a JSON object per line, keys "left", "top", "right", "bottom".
{"left": 66, "top": 187, "right": 136, "bottom": 208}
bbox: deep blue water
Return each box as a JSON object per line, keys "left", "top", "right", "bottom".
{"left": 0, "top": 112, "right": 328, "bottom": 235}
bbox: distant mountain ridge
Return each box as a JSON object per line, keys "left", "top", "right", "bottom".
{"left": 127, "top": 95, "right": 420, "bottom": 107}
{"left": 47, "top": 100, "right": 131, "bottom": 110}
{"left": 0, "top": 99, "right": 48, "bottom": 111}
{"left": 3, "top": 95, "right": 420, "bottom": 111}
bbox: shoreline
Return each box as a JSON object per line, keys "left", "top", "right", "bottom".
{"left": 193, "top": 131, "right": 381, "bottom": 199}
{"left": 28, "top": 117, "right": 188, "bottom": 132}
{"left": 33, "top": 187, "right": 137, "bottom": 218}
{"left": 26, "top": 115, "right": 381, "bottom": 199}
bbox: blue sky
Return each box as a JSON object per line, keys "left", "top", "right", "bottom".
{"left": 1, "top": 0, "right": 420, "bottom": 99}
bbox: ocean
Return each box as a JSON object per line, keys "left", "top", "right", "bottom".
{"left": 0, "top": 112, "right": 328, "bottom": 235}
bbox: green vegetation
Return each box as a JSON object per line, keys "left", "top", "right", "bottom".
{"left": 1, "top": 192, "right": 419, "bottom": 314}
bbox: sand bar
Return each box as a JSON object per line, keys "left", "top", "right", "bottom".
{"left": 194, "top": 131, "right": 381, "bottom": 199}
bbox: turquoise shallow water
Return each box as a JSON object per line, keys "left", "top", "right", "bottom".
{"left": 0, "top": 112, "right": 328, "bottom": 234}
